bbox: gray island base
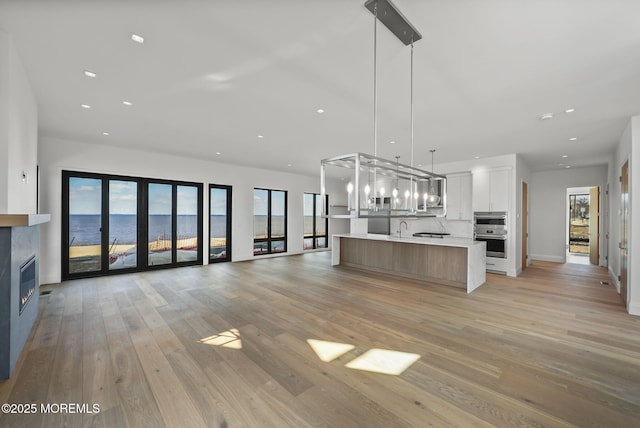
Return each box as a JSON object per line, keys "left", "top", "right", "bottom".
{"left": 332, "top": 234, "right": 486, "bottom": 293}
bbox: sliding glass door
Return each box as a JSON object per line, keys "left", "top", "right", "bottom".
{"left": 177, "top": 185, "right": 199, "bottom": 262}
{"left": 67, "top": 176, "right": 102, "bottom": 274}
{"left": 209, "top": 185, "right": 232, "bottom": 263}
{"left": 148, "top": 183, "right": 173, "bottom": 266}
{"left": 108, "top": 180, "right": 138, "bottom": 270}
{"left": 63, "top": 171, "right": 202, "bottom": 280}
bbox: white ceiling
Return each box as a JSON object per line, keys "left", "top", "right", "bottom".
{"left": 1, "top": 0, "right": 640, "bottom": 177}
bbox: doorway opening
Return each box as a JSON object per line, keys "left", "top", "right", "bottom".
{"left": 566, "top": 186, "right": 599, "bottom": 265}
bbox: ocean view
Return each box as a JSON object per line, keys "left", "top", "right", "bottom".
{"left": 69, "top": 214, "right": 204, "bottom": 246}
{"left": 69, "top": 214, "right": 296, "bottom": 247}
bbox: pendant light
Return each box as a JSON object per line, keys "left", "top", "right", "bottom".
{"left": 427, "top": 149, "right": 441, "bottom": 207}
{"left": 320, "top": 1, "right": 448, "bottom": 219}
{"left": 392, "top": 156, "right": 400, "bottom": 208}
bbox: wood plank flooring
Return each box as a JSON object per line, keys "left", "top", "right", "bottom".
{"left": 1, "top": 253, "right": 639, "bottom": 427}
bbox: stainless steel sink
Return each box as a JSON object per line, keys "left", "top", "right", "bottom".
{"left": 412, "top": 232, "right": 451, "bottom": 238}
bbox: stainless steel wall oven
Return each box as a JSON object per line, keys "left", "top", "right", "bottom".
{"left": 474, "top": 212, "right": 507, "bottom": 258}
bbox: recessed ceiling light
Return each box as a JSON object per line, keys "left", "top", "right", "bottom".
{"left": 569, "top": 137, "right": 577, "bottom": 141}
{"left": 562, "top": 154, "right": 568, "bottom": 158}
{"left": 102, "top": 132, "right": 109, "bottom": 136}
{"left": 215, "top": 152, "right": 221, "bottom": 155}
{"left": 122, "top": 101, "right": 133, "bottom": 106}
{"left": 474, "top": 156, "right": 480, "bottom": 159}
{"left": 389, "top": 140, "right": 396, "bottom": 144}
{"left": 287, "top": 164, "right": 292, "bottom": 167}
{"left": 540, "top": 113, "right": 553, "bottom": 120}
{"left": 81, "top": 104, "right": 91, "bottom": 109}
{"left": 565, "top": 165, "right": 571, "bottom": 169}
{"left": 316, "top": 108, "right": 325, "bottom": 114}
{"left": 131, "top": 33, "right": 145, "bottom": 44}
{"left": 84, "top": 70, "right": 96, "bottom": 78}
{"left": 565, "top": 108, "right": 575, "bottom": 113}
{"left": 257, "top": 135, "right": 264, "bottom": 139}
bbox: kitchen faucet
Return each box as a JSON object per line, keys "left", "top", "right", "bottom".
{"left": 398, "top": 220, "right": 408, "bottom": 238}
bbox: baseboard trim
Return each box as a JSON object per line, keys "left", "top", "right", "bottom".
{"left": 41, "top": 275, "right": 60, "bottom": 286}
{"left": 608, "top": 267, "right": 620, "bottom": 293}
{"left": 629, "top": 302, "right": 640, "bottom": 317}
{"left": 530, "top": 254, "right": 565, "bottom": 263}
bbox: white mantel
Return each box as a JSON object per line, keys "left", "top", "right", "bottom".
{"left": 0, "top": 214, "right": 51, "bottom": 227}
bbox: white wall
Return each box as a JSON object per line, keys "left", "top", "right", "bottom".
{"left": 0, "top": 29, "right": 38, "bottom": 214}
{"left": 631, "top": 117, "right": 640, "bottom": 315}
{"left": 529, "top": 165, "right": 608, "bottom": 264}
{"left": 38, "top": 136, "right": 342, "bottom": 285}
{"left": 609, "top": 115, "right": 640, "bottom": 315}
{"left": 608, "top": 120, "right": 631, "bottom": 287}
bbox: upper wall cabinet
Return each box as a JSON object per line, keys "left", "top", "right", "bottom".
{"left": 446, "top": 172, "right": 472, "bottom": 220}
{"left": 472, "top": 168, "right": 510, "bottom": 212}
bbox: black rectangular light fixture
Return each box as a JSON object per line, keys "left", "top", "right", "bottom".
{"left": 364, "top": 0, "right": 422, "bottom": 45}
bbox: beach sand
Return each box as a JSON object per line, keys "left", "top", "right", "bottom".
{"left": 70, "top": 237, "right": 227, "bottom": 258}
{"left": 70, "top": 244, "right": 136, "bottom": 258}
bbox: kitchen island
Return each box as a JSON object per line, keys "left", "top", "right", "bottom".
{"left": 332, "top": 233, "right": 486, "bottom": 293}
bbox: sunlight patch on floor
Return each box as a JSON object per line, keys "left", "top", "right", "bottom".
{"left": 345, "top": 348, "right": 420, "bottom": 375}
{"left": 198, "top": 328, "right": 242, "bottom": 349}
{"left": 307, "top": 339, "right": 355, "bottom": 362}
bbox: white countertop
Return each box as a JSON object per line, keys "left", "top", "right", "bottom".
{"left": 333, "top": 233, "right": 483, "bottom": 249}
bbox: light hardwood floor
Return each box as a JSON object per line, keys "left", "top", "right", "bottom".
{"left": 1, "top": 252, "right": 639, "bottom": 427}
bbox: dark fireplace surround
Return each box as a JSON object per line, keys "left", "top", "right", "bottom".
{"left": 0, "top": 224, "right": 41, "bottom": 380}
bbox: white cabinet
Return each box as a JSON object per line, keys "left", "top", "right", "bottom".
{"left": 489, "top": 169, "right": 509, "bottom": 212}
{"left": 446, "top": 173, "right": 472, "bottom": 220}
{"left": 472, "top": 171, "right": 490, "bottom": 212}
{"left": 473, "top": 168, "right": 510, "bottom": 212}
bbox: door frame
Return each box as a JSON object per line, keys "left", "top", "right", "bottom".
{"left": 566, "top": 187, "right": 592, "bottom": 259}
{"left": 589, "top": 186, "right": 600, "bottom": 265}
{"left": 522, "top": 181, "right": 528, "bottom": 270}
{"left": 209, "top": 184, "right": 233, "bottom": 263}
{"left": 620, "top": 160, "right": 629, "bottom": 305}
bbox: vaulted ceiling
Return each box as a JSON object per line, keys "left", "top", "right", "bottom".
{"left": 1, "top": 0, "right": 639, "bottom": 176}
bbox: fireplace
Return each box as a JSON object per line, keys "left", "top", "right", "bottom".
{"left": 0, "top": 214, "right": 50, "bottom": 380}
{"left": 19, "top": 256, "right": 36, "bottom": 314}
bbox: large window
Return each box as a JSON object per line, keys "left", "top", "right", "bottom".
{"left": 304, "top": 193, "right": 328, "bottom": 250}
{"left": 254, "top": 188, "right": 287, "bottom": 255}
{"left": 63, "top": 171, "right": 203, "bottom": 279}
{"left": 210, "top": 184, "right": 232, "bottom": 262}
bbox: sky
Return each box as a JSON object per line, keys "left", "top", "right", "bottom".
{"left": 254, "top": 189, "right": 286, "bottom": 216}
{"left": 69, "top": 178, "right": 198, "bottom": 215}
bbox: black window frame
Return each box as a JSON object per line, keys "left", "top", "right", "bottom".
{"left": 304, "top": 192, "right": 329, "bottom": 250}
{"left": 62, "top": 170, "right": 203, "bottom": 280}
{"left": 253, "top": 188, "right": 288, "bottom": 256}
